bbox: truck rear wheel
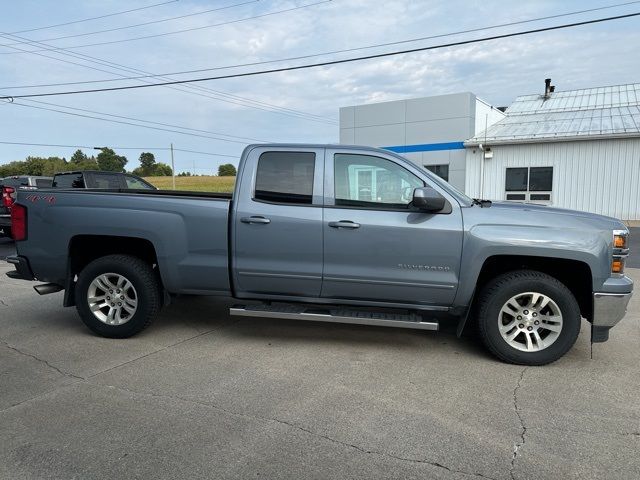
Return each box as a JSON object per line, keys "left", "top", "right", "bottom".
{"left": 476, "top": 270, "right": 581, "bottom": 365}
{"left": 75, "top": 254, "right": 161, "bottom": 338}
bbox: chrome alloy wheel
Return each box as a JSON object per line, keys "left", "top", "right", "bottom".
{"left": 498, "top": 292, "right": 563, "bottom": 352}
{"left": 87, "top": 273, "right": 138, "bottom": 325}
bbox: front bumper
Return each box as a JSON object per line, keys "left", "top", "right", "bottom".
{"left": 5, "top": 255, "right": 35, "bottom": 281}
{"left": 591, "top": 291, "right": 633, "bottom": 342}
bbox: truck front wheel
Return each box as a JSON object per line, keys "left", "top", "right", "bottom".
{"left": 476, "top": 270, "right": 581, "bottom": 365}
{"left": 75, "top": 254, "right": 161, "bottom": 338}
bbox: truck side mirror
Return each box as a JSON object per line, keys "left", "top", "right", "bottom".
{"left": 412, "top": 186, "right": 446, "bottom": 212}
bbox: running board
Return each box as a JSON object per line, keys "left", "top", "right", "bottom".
{"left": 229, "top": 305, "right": 438, "bottom": 331}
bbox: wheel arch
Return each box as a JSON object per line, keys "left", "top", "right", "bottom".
{"left": 457, "top": 254, "right": 593, "bottom": 337}
{"left": 476, "top": 255, "right": 593, "bottom": 320}
{"left": 65, "top": 235, "right": 162, "bottom": 307}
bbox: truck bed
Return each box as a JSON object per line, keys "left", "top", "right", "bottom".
{"left": 16, "top": 188, "right": 233, "bottom": 295}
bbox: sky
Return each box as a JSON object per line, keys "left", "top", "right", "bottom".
{"left": 1, "top": 0, "right": 639, "bottom": 174}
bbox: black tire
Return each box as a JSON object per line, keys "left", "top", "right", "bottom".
{"left": 75, "top": 254, "right": 161, "bottom": 338}
{"left": 476, "top": 270, "right": 581, "bottom": 366}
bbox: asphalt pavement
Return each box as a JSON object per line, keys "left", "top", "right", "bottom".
{"left": 0, "top": 236, "right": 14, "bottom": 260}
{"left": 1, "top": 258, "right": 639, "bottom": 479}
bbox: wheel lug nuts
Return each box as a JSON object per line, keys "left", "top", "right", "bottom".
{"left": 527, "top": 326, "right": 533, "bottom": 331}
{"left": 517, "top": 315, "right": 522, "bottom": 320}
{"left": 518, "top": 324, "right": 524, "bottom": 329}
{"left": 109, "top": 290, "right": 113, "bottom": 294}
{"left": 118, "top": 302, "right": 122, "bottom": 306}
{"left": 523, "top": 310, "right": 529, "bottom": 315}
{"left": 532, "top": 312, "right": 537, "bottom": 317}
{"left": 111, "top": 303, "right": 115, "bottom": 306}
{"left": 120, "top": 296, "right": 124, "bottom": 300}
{"left": 534, "top": 320, "right": 539, "bottom": 325}
{"left": 107, "top": 296, "right": 110, "bottom": 300}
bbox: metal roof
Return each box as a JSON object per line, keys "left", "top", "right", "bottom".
{"left": 466, "top": 83, "right": 640, "bottom": 145}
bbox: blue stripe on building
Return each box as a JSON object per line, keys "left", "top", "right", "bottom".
{"left": 382, "top": 141, "right": 465, "bottom": 153}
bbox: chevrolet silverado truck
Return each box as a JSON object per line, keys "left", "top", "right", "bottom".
{"left": 5, "top": 144, "right": 633, "bottom": 365}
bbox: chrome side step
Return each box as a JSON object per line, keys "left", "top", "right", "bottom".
{"left": 229, "top": 305, "right": 438, "bottom": 331}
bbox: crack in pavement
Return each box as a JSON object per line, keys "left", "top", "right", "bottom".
{"left": 0, "top": 383, "right": 80, "bottom": 414}
{"left": 0, "top": 338, "right": 85, "bottom": 380}
{"left": 510, "top": 367, "right": 528, "bottom": 480}
{"left": 89, "top": 381, "right": 499, "bottom": 480}
{"left": 0, "top": 315, "right": 503, "bottom": 479}
{"left": 0, "top": 320, "right": 240, "bottom": 415}
{"left": 87, "top": 319, "right": 239, "bottom": 379}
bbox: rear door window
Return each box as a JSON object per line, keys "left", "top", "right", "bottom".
{"left": 90, "top": 173, "right": 124, "bottom": 189}
{"left": 53, "top": 174, "right": 85, "bottom": 188}
{"left": 254, "top": 151, "right": 315, "bottom": 204}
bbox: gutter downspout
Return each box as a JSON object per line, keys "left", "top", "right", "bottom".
{"left": 479, "top": 113, "right": 488, "bottom": 198}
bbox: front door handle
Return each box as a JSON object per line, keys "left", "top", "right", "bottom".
{"left": 241, "top": 216, "right": 271, "bottom": 225}
{"left": 328, "top": 220, "right": 360, "bottom": 229}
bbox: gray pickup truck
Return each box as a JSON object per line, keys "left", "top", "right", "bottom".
{"left": 5, "top": 144, "right": 633, "bottom": 365}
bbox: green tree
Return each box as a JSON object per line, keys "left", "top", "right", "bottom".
{"left": 217, "top": 163, "right": 237, "bottom": 176}
{"left": 69, "top": 149, "right": 88, "bottom": 164}
{"left": 138, "top": 152, "right": 156, "bottom": 176}
{"left": 154, "top": 163, "right": 173, "bottom": 176}
{"left": 96, "top": 148, "right": 127, "bottom": 172}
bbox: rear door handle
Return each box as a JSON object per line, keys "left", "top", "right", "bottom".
{"left": 241, "top": 216, "right": 271, "bottom": 225}
{"left": 328, "top": 220, "right": 360, "bottom": 229}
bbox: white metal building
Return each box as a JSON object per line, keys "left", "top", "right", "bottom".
{"left": 465, "top": 83, "right": 640, "bottom": 221}
{"left": 339, "top": 93, "right": 504, "bottom": 192}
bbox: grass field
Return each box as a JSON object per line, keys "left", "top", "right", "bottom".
{"left": 144, "top": 176, "right": 236, "bottom": 192}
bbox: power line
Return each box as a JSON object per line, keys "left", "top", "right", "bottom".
{"left": 0, "top": 34, "right": 337, "bottom": 125}
{"left": 0, "top": 141, "right": 239, "bottom": 158}
{"left": 8, "top": 100, "right": 261, "bottom": 144}
{"left": 2, "top": 11, "right": 638, "bottom": 100}
{"left": 173, "top": 148, "right": 238, "bottom": 158}
{"left": 2, "top": 0, "right": 638, "bottom": 90}
{"left": 5, "top": 0, "right": 260, "bottom": 44}
{"left": 22, "top": 98, "right": 266, "bottom": 142}
{"left": 8, "top": 1, "right": 179, "bottom": 34}
{"left": 0, "top": 0, "right": 333, "bottom": 53}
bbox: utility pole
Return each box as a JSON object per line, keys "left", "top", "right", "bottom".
{"left": 170, "top": 143, "right": 176, "bottom": 190}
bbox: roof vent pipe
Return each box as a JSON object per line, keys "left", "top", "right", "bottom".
{"left": 544, "top": 78, "right": 555, "bottom": 99}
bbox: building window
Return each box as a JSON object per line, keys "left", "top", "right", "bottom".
{"left": 424, "top": 164, "right": 449, "bottom": 182}
{"left": 505, "top": 167, "right": 553, "bottom": 202}
{"left": 255, "top": 151, "right": 315, "bottom": 204}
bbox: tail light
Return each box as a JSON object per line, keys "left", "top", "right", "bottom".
{"left": 2, "top": 186, "right": 15, "bottom": 209}
{"left": 10, "top": 203, "right": 27, "bottom": 241}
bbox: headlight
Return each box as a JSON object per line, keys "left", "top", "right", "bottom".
{"left": 613, "top": 232, "right": 628, "bottom": 249}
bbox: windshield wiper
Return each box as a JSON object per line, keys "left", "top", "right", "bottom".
{"left": 472, "top": 198, "right": 492, "bottom": 207}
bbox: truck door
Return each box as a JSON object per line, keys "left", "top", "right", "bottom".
{"left": 232, "top": 146, "right": 324, "bottom": 297}
{"left": 321, "top": 148, "right": 463, "bottom": 306}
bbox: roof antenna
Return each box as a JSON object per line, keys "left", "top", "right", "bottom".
{"left": 543, "top": 78, "right": 555, "bottom": 99}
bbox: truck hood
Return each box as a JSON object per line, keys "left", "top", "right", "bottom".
{"left": 477, "top": 201, "right": 627, "bottom": 231}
